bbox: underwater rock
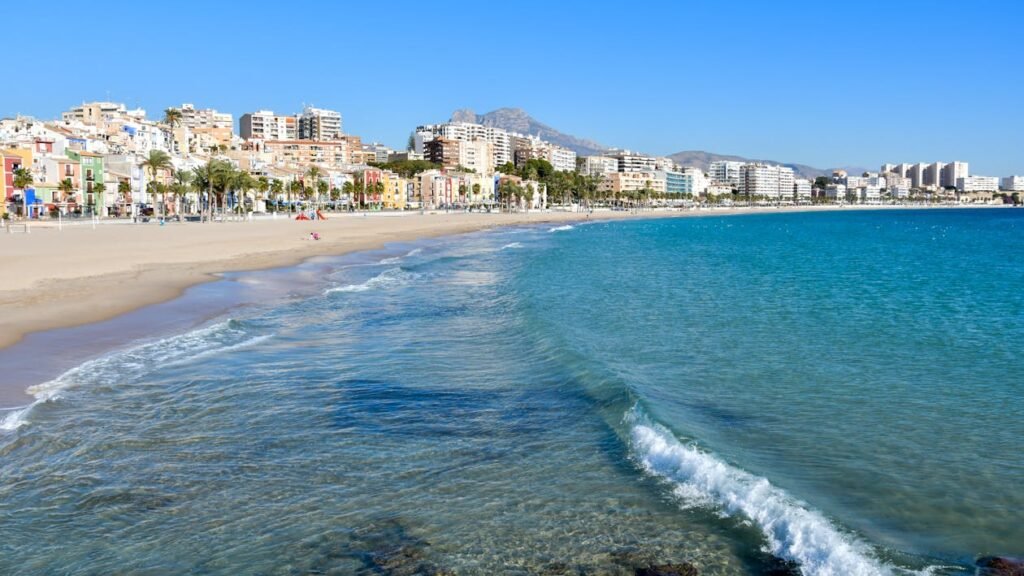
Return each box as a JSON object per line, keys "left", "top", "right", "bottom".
{"left": 977, "top": 557, "right": 1024, "bottom": 576}
{"left": 635, "top": 563, "right": 699, "bottom": 576}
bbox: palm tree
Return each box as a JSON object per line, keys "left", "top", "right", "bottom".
{"left": 91, "top": 182, "right": 106, "bottom": 217}
{"left": 58, "top": 178, "right": 75, "bottom": 210}
{"left": 140, "top": 150, "right": 173, "bottom": 217}
{"left": 163, "top": 108, "right": 184, "bottom": 155}
{"left": 117, "top": 180, "right": 132, "bottom": 216}
{"left": 305, "top": 166, "right": 323, "bottom": 210}
{"left": 171, "top": 169, "right": 192, "bottom": 214}
{"left": 12, "top": 168, "right": 33, "bottom": 217}
{"left": 269, "top": 178, "right": 283, "bottom": 211}
{"left": 255, "top": 177, "right": 270, "bottom": 213}
{"left": 373, "top": 181, "right": 384, "bottom": 210}
{"left": 342, "top": 181, "right": 354, "bottom": 210}
{"left": 163, "top": 107, "right": 183, "bottom": 129}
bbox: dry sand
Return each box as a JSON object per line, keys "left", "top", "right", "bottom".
{"left": 0, "top": 205, "right": 992, "bottom": 351}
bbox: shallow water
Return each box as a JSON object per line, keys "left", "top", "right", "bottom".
{"left": 1, "top": 209, "right": 1021, "bottom": 575}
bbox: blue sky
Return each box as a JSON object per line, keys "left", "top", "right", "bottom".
{"left": 5, "top": 0, "right": 1022, "bottom": 175}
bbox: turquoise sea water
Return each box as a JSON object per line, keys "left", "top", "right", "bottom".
{"left": 1, "top": 209, "right": 1021, "bottom": 575}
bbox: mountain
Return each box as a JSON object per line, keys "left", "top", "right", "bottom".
{"left": 450, "top": 107, "right": 862, "bottom": 179}
{"left": 668, "top": 151, "right": 858, "bottom": 181}
{"left": 450, "top": 108, "right": 608, "bottom": 156}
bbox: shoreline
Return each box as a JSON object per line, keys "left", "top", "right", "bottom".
{"left": 0, "top": 204, "right": 1006, "bottom": 401}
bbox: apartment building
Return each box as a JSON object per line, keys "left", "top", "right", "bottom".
{"left": 424, "top": 138, "right": 462, "bottom": 169}
{"left": 708, "top": 160, "right": 744, "bottom": 187}
{"left": 1000, "top": 176, "right": 1024, "bottom": 191}
{"left": 610, "top": 150, "right": 657, "bottom": 173}
{"left": 740, "top": 163, "right": 794, "bottom": 199}
{"left": 579, "top": 155, "right": 618, "bottom": 176}
{"left": 178, "top": 103, "right": 233, "bottom": 129}
{"left": 414, "top": 122, "right": 512, "bottom": 167}
{"left": 240, "top": 110, "right": 298, "bottom": 140}
{"left": 298, "top": 106, "right": 343, "bottom": 140}
{"left": 263, "top": 139, "right": 351, "bottom": 167}
{"left": 794, "top": 178, "right": 812, "bottom": 201}
{"left": 598, "top": 171, "right": 666, "bottom": 195}
{"left": 924, "top": 162, "right": 945, "bottom": 188}
{"left": 941, "top": 161, "right": 969, "bottom": 188}
{"left": 956, "top": 176, "right": 999, "bottom": 192}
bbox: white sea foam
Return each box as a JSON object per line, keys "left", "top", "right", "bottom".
{"left": 325, "top": 268, "right": 420, "bottom": 294}
{"left": 378, "top": 248, "right": 423, "bottom": 265}
{"left": 627, "top": 408, "right": 897, "bottom": 576}
{"left": 500, "top": 242, "right": 524, "bottom": 250}
{"left": 549, "top": 225, "right": 575, "bottom": 232}
{"left": 3, "top": 320, "right": 271, "bottom": 434}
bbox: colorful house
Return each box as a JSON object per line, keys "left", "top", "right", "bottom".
{"left": 380, "top": 171, "right": 407, "bottom": 210}
{"left": 66, "top": 150, "right": 105, "bottom": 215}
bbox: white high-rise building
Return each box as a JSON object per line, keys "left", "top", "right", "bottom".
{"left": 941, "top": 161, "right": 969, "bottom": 188}
{"left": 924, "top": 162, "right": 946, "bottom": 188}
{"left": 610, "top": 150, "right": 657, "bottom": 173}
{"left": 908, "top": 163, "right": 926, "bottom": 188}
{"left": 1000, "top": 176, "right": 1024, "bottom": 191}
{"left": 298, "top": 106, "right": 343, "bottom": 140}
{"left": 740, "top": 163, "right": 794, "bottom": 199}
{"left": 794, "top": 178, "right": 812, "bottom": 202}
{"left": 240, "top": 110, "right": 297, "bottom": 140}
{"left": 415, "top": 122, "right": 512, "bottom": 167}
{"left": 580, "top": 156, "right": 619, "bottom": 176}
{"left": 683, "top": 167, "right": 707, "bottom": 196}
{"left": 709, "top": 160, "right": 745, "bottom": 187}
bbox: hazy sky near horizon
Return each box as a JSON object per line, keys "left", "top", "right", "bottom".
{"left": 5, "top": 0, "right": 1022, "bottom": 174}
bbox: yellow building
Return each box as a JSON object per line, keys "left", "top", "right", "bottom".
{"left": 380, "top": 171, "right": 408, "bottom": 210}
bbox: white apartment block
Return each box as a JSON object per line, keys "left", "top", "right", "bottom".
{"left": 794, "top": 178, "right": 812, "bottom": 201}
{"left": 941, "top": 161, "right": 969, "bottom": 188}
{"left": 414, "top": 122, "right": 512, "bottom": 167}
{"left": 298, "top": 106, "right": 343, "bottom": 140}
{"left": 708, "top": 160, "right": 744, "bottom": 187}
{"left": 178, "top": 103, "right": 233, "bottom": 129}
{"left": 240, "top": 110, "right": 297, "bottom": 141}
{"left": 579, "top": 155, "right": 619, "bottom": 176}
{"left": 826, "top": 184, "right": 847, "bottom": 201}
{"left": 860, "top": 187, "right": 882, "bottom": 203}
{"left": 1000, "top": 176, "right": 1024, "bottom": 191}
{"left": 683, "top": 167, "right": 707, "bottom": 196}
{"left": 956, "top": 176, "right": 999, "bottom": 192}
{"left": 740, "top": 163, "right": 794, "bottom": 199}
{"left": 611, "top": 151, "right": 657, "bottom": 173}
{"left": 547, "top": 145, "right": 577, "bottom": 173}
{"left": 924, "top": 162, "right": 945, "bottom": 188}
{"left": 907, "top": 163, "right": 925, "bottom": 188}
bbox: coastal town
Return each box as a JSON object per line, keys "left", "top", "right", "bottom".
{"left": 2, "top": 100, "right": 1022, "bottom": 222}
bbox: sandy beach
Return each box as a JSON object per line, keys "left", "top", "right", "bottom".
{"left": 0, "top": 209, "right": 631, "bottom": 351}
{"left": 0, "top": 204, "right": 997, "bottom": 353}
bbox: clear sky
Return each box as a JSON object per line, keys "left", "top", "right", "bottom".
{"left": 5, "top": 0, "right": 1022, "bottom": 175}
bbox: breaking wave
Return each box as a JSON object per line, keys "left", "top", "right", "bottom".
{"left": 1, "top": 320, "right": 271, "bottom": 433}
{"left": 626, "top": 407, "right": 907, "bottom": 576}
{"left": 324, "top": 268, "right": 421, "bottom": 294}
